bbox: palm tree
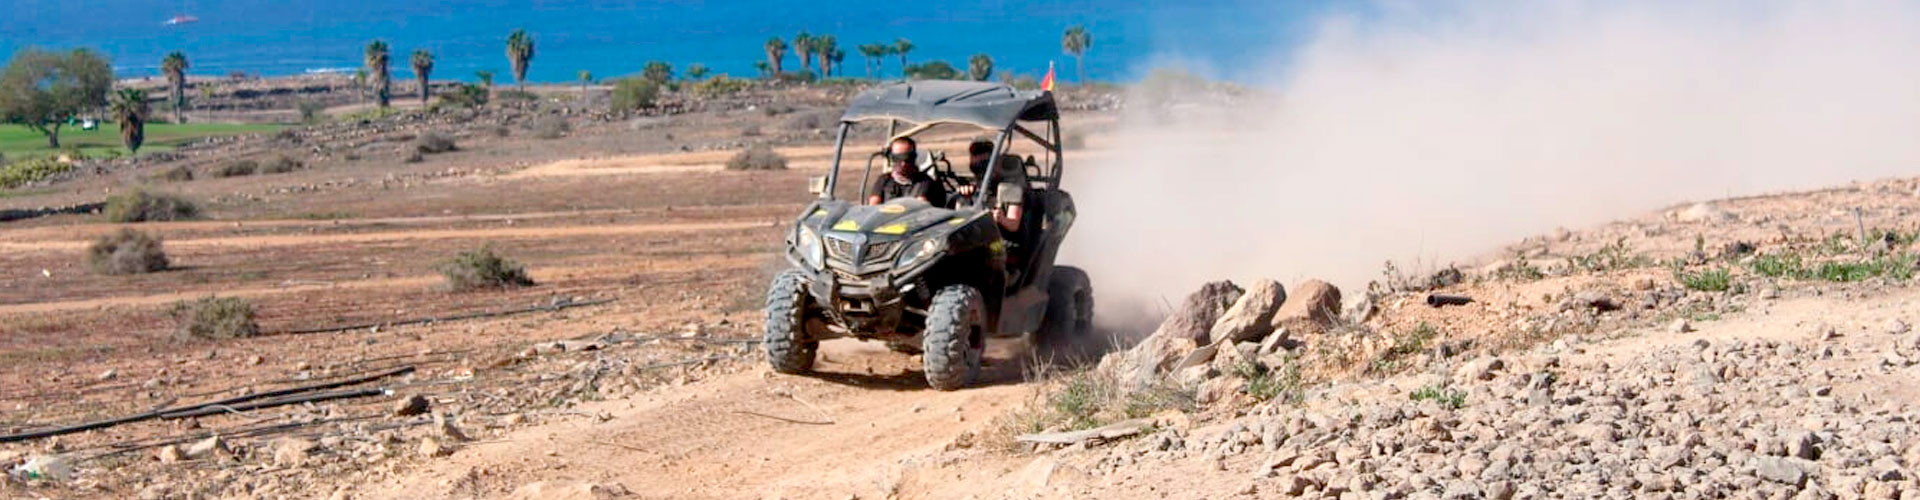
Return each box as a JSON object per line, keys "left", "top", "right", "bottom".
{"left": 475, "top": 70, "right": 495, "bottom": 88}
{"left": 578, "top": 70, "right": 592, "bottom": 92}
{"left": 687, "top": 64, "right": 709, "bottom": 80}
{"left": 161, "top": 52, "right": 189, "bottom": 123}
{"left": 506, "top": 29, "right": 536, "bottom": 89}
{"left": 828, "top": 48, "right": 845, "bottom": 78}
{"left": 352, "top": 68, "right": 368, "bottom": 101}
{"left": 858, "top": 44, "right": 885, "bottom": 79}
{"left": 365, "top": 40, "right": 391, "bottom": 108}
{"left": 892, "top": 38, "right": 915, "bottom": 72}
{"left": 813, "top": 35, "right": 837, "bottom": 78}
{"left": 968, "top": 54, "right": 993, "bottom": 81}
{"left": 764, "top": 37, "right": 788, "bottom": 76}
{"left": 410, "top": 50, "right": 435, "bottom": 103}
{"left": 109, "top": 88, "right": 150, "bottom": 154}
{"left": 1062, "top": 25, "right": 1091, "bottom": 83}
{"left": 753, "top": 61, "right": 772, "bottom": 78}
{"left": 792, "top": 32, "right": 814, "bottom": 76}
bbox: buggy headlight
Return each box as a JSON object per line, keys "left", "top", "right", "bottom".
{"left": 796, "top": 226, "right": 825, "bottom": 270}
{"left": 895, "top": 237, "right": 945, "bottom": 268}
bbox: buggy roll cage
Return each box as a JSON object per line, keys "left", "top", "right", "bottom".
{"left": 818, "top": 80, "right": 1064, "bottom": 210}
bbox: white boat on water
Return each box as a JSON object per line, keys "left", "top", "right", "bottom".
{"left": 164, "top": 14, "right": 198, "bottom": 26}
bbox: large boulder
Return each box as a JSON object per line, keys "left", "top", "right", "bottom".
{"left": 1271, "top": 279, "right": 1343, "bottom": 333}
{"left": 1207, "top": 280, "right": 1287, "bottom": 345}
{"left": 1153, "top": 281, "right": 1244, "bottom": 343}
{"left": 1099, "top": 280, "right": 1243, "bottom": 388}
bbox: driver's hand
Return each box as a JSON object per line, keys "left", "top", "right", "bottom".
{"left": 958, "top": 185, "right": 977, "bottom": 196}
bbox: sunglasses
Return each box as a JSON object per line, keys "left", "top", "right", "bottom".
{"left": 888, "top": 151, "right": 917, "bottom": 163}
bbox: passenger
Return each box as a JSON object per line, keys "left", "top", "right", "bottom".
{"left": 867, "top": 137, "right": 947, "bottom": 207}
{"left": 958, "top": 138, "right": 1026, "bottom": 233}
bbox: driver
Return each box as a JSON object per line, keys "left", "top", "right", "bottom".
{"left": 958, "top": 138, "right": 1026, "bottom": 232}
{"left": 867, "top": 137, "right": 947, "bottom": 207}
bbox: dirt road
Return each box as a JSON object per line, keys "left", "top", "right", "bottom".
{"left": 356, "top": 340, "right": 1037, "bottom": 500}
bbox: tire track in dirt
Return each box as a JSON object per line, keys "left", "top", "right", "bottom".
{"left": 0, "top": 254, "right": 761, "bottom": 315}
{"left": 0, "top": 220, "right": 781, "bottom": 253}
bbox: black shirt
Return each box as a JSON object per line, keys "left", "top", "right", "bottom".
{"left": 870, "top": 171, "right": 947, "bottom": 207}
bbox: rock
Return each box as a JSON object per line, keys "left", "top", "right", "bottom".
{"left": 1453, "top": 356, "right": 1505, "bottom": 383}
{"left": 1752, "top": 456, "right": 1813, "bottom": 487}
{"left": 1274, "top": 472, "right": 1314, "bottom": 496}
{"left": 436, "top": 413, "right": 470, "bottom": 442}
{"left": 1207, "top": 280, "right": 1287, "bottom": 345}
{"left": 1196, "top": 376, "right": 1247, "bottom": 406}
{"left": 507, "top": 480, "right": 631, "bottom": 500}
{"left": 419, "top": 437, "right": 451, "bottom": 458}
{"left": 11, "top": 454, "right": 72, "bottom": 481}
{"left": 1787, "top": 432, "right": 1820, "bottom": 460}
{"left": 97, "top": 369, "right": 117, "bottom": 381}
{"left": 1669, "top": 319, "right": 1694, "bottom": 333}
{"left": 1566, "top": 291, "right": 1620, "bottom": 312}
{"left": 1676, "top": 203, "right": 1733, "bottom": 223}
{"left": 1887, "top": 319, "right": 1911, "bottom": 335}
{"left": 155, "top": 445, "right": 185, "bottom": 464}
{"left": 1272, "top": 279, "right": 1343, "bottom": 333}
{"left": 273, "top": 438, "right": 316, "bottom": 467}
{"left": 1257, "top": 326, "right": 1292, "bottom": 356}
{"left": 1155, "top": 281, "right": 1245, "bottom": 343}
{"left": 393, "top": 394, "right": 431, "bottom": 416}
{"left": 184, "top": 436, "right": 225, "bottom": 459}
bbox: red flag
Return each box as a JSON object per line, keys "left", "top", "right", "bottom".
{"left": 1040, "top": 61, "right": 1055, "bottom": 92}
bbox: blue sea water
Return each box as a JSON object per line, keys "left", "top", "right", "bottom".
{"left": 0, "top": 0, "right": 1338, "bottom": 84}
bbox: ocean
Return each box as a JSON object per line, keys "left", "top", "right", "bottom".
{"left": 0, "top": 0, "right": 1336, "bottom": 84}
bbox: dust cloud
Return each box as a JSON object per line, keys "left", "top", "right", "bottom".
{"left": 1060, "top": 0, "right": 1920, "bottom": 312}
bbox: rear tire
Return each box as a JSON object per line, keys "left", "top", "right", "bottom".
{"left": 1036, "top": 266, "right": 1095, "bottom": 362}
{"left": 764, "top": 270, "right": 817, "bottom": 374}
{"left": 922, "top": 285, "right": 985, "bottom": 391}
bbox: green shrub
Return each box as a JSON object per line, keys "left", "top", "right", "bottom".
{"left": 153, "top": 165, "right": 195, "bottom": 182}
{"left": 257, "top": 156, "right": 303, "bottom": 174}
{"left": 0, "top": 158, "right": 75, "bottom": 189}
{"left": 416, "top": 132, "right": 457, "bottom": 154}
{"left": 530, "top": 117, "right": 569, "bottom": 139}
{"left": 1817, "top": 261, "right": 1879, "bottom": 282}
{"left": 496, "top": 89, "right": 539, "bottom": 101}
{"left": 1677, "top": 267, "right": 1733, "bottom": 291}
{"left": 1234, "top": 359, "right": 1303, "bottom": 404}
{"left": 610, "top": 78, "right": 659, "bottom": 110}
{"left": 297, "top": 100, "right": 325, "bottom": 123}
{"left": 1368, "top": 322, "right": 1438, "bottom": 375}
{"left": 691, "top": 75, "right": 751, "bottom": 97}
{"left": 436, "top": 245, "right": 535, "bottom": 291}
{"left": 725, "top": 144, "right": 788, "bottom": 171}
{"left": 214, "top": 160, "right": 259, "bottom": 177}
{"left": 1566, "top": 238, "right": 1652, "bottom": 273}
{"left": 997, "top": 368, "right": 1193, "bottom": 441}
{"left": 172, "top": 296, "right": 259, "bottom": 339}
{"left": 433, "top": 84, "right": 489, "bottom": 109}
{"left": 1750, "top": 253, "right": 1806, "bottom": 278}
{"left": 103, "top": 190, "right": 199, "bottom": 222}
{"left": 86, "top": 229, "right": 169, "bottom": 275}
{"left": 1410, "top": 384, "right": 1468, "bottom": 409}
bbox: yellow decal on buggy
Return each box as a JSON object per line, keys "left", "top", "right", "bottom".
{"left": 810, "top": 209, "right": 828, "bottom": 218}
{"left": 879, "top": 204, "right": 908, "bottom": 214}
{"left": 947, "top": 218, "right": 965, "bottom": 225}
{"left": 989, "top": 240, "right": 1006, "bottom": 255}
{"left": 831, "top": 220, "right": 860, "bottom": 231}
{"left": 874, "top": 223, "right": 908, "bottom": 235}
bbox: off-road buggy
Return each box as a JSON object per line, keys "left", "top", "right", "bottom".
{"left": 764, "top": 80, "right": 1093, "bottom": 390}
